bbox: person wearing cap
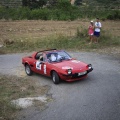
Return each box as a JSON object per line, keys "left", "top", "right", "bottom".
{"left": 88, "top": 20, "right": 94, "bottom": 44}
{"left": 94, "top": 18, "right": 102, "bottom": 43}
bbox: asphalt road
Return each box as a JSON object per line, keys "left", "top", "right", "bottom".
{"left": 0, "top": 52, "right": 120, "bottom": 120}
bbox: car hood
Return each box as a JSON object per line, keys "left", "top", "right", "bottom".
{"left": 52, "top": 59, "right": 87, "bottom": 72}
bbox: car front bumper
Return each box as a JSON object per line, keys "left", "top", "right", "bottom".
{"left": 60, "top": 67, "right": 93, "bottom": 82}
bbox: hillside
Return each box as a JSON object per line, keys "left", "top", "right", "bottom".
{"left": 0, "top": 0, "right": 119, "bottom": 20}
{"left": 81, "top": 0, "right": 120, "bottom": 9}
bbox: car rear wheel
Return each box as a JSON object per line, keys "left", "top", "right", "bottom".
{"left": 52, "top": 71, "right": 60, "bottom": 84}
{"left": 25, "top": 64, "right": 32, "bottom": 76}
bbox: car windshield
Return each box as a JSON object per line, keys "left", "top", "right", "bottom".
{"left": 47, "top": 51, "right": 72, "bottom": 63}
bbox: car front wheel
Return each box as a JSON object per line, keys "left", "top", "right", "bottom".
{"left": 25, "top": 64, "right": 32, "bottom": 76}
{"left": 52, "top": 71, "right": 60, "bottom": 84}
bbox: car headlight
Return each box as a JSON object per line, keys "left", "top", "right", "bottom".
{"left": 88, "top": 64, "right": 92, "bottom": 69}
{"left": 67, "top": 69, "right": 72, "bottom": 75}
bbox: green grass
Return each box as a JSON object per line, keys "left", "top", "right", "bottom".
{"left": 0, "top": 75, "right": 49, "bottom": 120}
{"left": 0, "top": 28, "right": 120, "bottom": 54}
{"left": 0, "top": 6, "right": 120, "bottom": 20}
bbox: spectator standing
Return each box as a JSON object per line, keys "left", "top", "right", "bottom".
{"left": 88, "top": 21, "right": 94, "bottom": 44}
{"left": 94, "top": 18, "right": 102, "bottom": 43}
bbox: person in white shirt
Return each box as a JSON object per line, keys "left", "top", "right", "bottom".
{"left": 50, "top": 54, "right": 57, "bottom": 62}
{"left": 94, "top": 18, "right": 102, "bottom": 43}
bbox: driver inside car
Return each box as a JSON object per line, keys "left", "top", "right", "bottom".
{"left": 50, "top": 54, "right": 57, "bottom": 62}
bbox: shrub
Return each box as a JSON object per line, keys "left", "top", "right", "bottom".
{"left": 107, "top": 10, "right": 120, "bottom": 20}
{"left": 22, "top": 0, "right": 48, "bottom": 9}
{"left": 0, "top": 5, "right": 120, "bottom": 20}
{"left": 76, "top": 27, "right": 88, "bottom": 38}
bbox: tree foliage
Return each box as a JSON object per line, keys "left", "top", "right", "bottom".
{"left": 22, "top": 0, "right": 48, "bottom": 9}
{"left": 0, "top": 0, "right": 119, "bottom": 20}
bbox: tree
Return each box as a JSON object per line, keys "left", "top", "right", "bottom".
{"left": 22, "top": 0, "right": 48, "bottom": 9}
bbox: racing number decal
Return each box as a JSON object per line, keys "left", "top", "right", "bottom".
{"left": 36, "top": 61, "right": 46, "bottom": 74}
{"left": 44, "top": 65, "right": 46, "bottom": 74}
{"left": 36, "top": 61, "right": 41, "bottom": 70}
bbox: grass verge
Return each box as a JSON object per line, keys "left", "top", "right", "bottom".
{"left": 0, "top": 27, "right": 120, "bottom": 54}
{"left": 0, "top": 75, "right": 49, "bottom": 120}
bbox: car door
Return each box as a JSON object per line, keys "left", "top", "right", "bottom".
{"left": 34, "top": 53, "right": 52, "bottom": 77}
{"left": 34, "top": 54, "right": 44, "bottom": 74}
{"left": 39, "top": 53, "right": 52, "bottom": 77}
{"left": 39, "top": 54, "right": 51, "bottom": 76}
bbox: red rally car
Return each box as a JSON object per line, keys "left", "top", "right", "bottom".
{"left": 22, "top": 49, "right": 93, "bottom": 84}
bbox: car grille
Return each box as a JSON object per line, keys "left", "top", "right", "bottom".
{"left": 72, "top": 73, "right": 87, "bottom": 78}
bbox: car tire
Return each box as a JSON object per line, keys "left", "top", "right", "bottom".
{"left": 52, "top": 71, "right": 60, "bottom": 84}
{"left": 25, "top": 64, "right": 33, "bottom": 76}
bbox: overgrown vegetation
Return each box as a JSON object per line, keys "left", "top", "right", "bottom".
{"left": 22, "top": 0, "right": 48, "bottom": 9}
{"left": 0, "top": 0, "right": 120, "bottom": 20}
{"left": 0, "top": 75, "right": 49, "bottom": 120}
{"left": 1, "top": 27, "right": 119, "bottom": 54}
